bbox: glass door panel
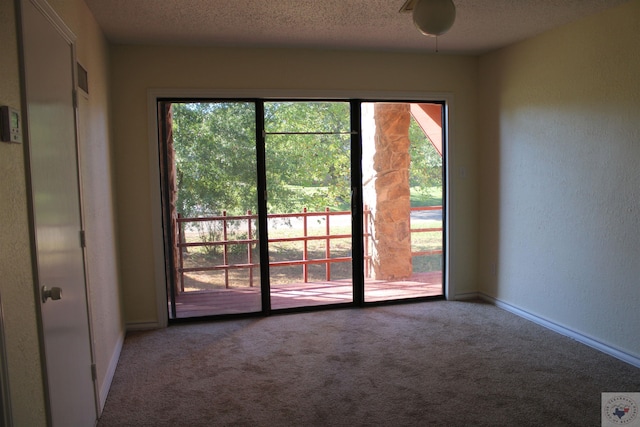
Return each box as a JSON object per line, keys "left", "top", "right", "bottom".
{"left": 361, "top": 102, "right": 444, "bottom": 302}
{"left": 168, "top": 101, "right": 262, "bottom": 317}
{"left": 264, "top": 101, "right": 353, "bottom": 310}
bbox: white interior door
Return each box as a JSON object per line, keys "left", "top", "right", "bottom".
{"left": 21, "top": 0, "right": 97, "bottom": 425}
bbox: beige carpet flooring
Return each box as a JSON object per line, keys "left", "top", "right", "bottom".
{"left": 97, "top": 300, "right": 640, "bottom": 426}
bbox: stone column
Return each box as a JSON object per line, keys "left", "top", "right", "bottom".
{"left": 362, "top": 103, "right": 413, "bottom": 280}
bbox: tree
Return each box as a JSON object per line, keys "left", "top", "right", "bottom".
{"left": 172, "top": 102, "right": 258, "bottom": 217}
{"left": 264, "top": 101, "right": 351, "bottom": 212}
{"left": 171, "top": 101, "right": 440, "bottom": 217}
{"left": 409, "top": 117, "right": 443, "bottom": 188}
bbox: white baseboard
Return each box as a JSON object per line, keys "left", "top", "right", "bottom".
{"left": 451, "top": 291, "right": 480, "bottom": 301}
{"left": 98, "top": 331, "right": 124, "bottom": 414}
{"left": 479, "top": 293, "right": 640, "bottom": 369}
{"left": 126, "top": 321, "right": 161, "bottom": 331}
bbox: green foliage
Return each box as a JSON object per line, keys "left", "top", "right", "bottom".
{"left": 172, "top": 101, "right": 442, "bottom": 217}
{"left": 410, "top": 186, "right": 443, "bottom": 207}
{"left": 173, "top": 102, "right": 257, "bottom": 217}
{"left": 264, "top": 102, "right": 351, "bottom": 213}
{"left": 409, "top": 117, "right": 443, "bottom": 188}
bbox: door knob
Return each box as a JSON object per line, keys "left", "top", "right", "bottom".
{"left": 42, "top": 286, "right": 62, "bottom": 303}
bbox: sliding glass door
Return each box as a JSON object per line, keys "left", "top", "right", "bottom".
{"left": 360, "top": 102, "right": 444, "bottom": 302}
{"left": 264, "top": 101, "right": 353, "bottom": 309}
{"left": 160, "top": 98, "right": 445, "bottom": 320}
{"left": 161, "top": 101, "right": 263, "bottom": 317}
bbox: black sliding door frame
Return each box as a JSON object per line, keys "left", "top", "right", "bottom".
{"left": 158, "top": 97, "right": 446, "bottom": 321}
{"left": 254, "top": 101, "right": 272, "bottom": 314}
{"left": 350, "top": 100, "right": 365, "bottom": 306}
{"left": 357, "top": 98, "right": 447, "bottom": 307}
{"left": 157, "top": 100, "right": 178, "bottom": 319}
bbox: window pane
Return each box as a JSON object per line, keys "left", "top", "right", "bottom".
{"left": 361, "top": 102, "right": 444, "bottom": 302}
{"left": 170, "top": 102, "right": 262, "bottom": 317}
{"left": 265, "top": 102, "right": 353, "bottom": 309}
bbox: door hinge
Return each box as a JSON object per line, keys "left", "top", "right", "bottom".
{"left": 91, "top": 364, "right": 97, "bottom": 381}
{"left": 73, "top": 89, "right": 78, "bottom": 109}
{"left": 80, "top": 230, "right": 86, "bottom": 248}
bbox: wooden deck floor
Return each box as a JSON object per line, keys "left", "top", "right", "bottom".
{"left": 173, "top": 271, "right": 443, "bottom": 318}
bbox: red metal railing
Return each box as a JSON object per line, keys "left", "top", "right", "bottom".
{"left": 408, "top": 206, "right": 444, "bottom": 257}
{"left": 176, "top": 206, "right": 442, "bottom": 291}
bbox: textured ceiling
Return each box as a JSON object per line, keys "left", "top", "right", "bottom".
{"left": 84, "top": 0, "right": 629, "bottom": 54}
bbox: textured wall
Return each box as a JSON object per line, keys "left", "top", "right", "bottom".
{"left": 478, "top": 0, "right": 640, "bottom": 358}
{"left": 0, "top": 0, "right": 123, "bottom": 423}
{"left": 0, "top": 1, "right": 47, "bottom": 425}
{"left": 110, "top": 46, "right": 479, "bottom": 325}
